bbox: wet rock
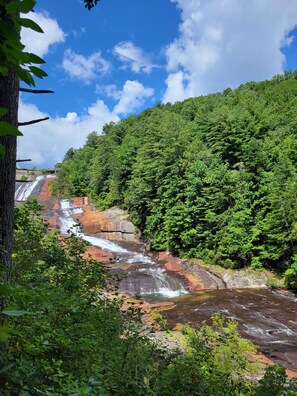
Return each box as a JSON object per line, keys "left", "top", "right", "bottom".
{"left": 156, "top": 252, "right": 226, "bottom": 291}
{"left": 84, "top": 245, "right": 113, "bottom": 262}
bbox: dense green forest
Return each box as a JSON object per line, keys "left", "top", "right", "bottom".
{"left": 54, "top": 72, "right": 297, "bottom": 288}
{"left": 1, "top": 202, "right": 297, "bottom": 394}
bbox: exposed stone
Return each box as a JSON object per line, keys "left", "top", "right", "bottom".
{"left": 156, "top": 251, "right": 226, "bottom": 291}
{"left": 220, "top": 269, "right": 268, "bottom": 288}
{"left": 73, "top": 198, "right": 139, "bottom": 243}
{"left": 84, "top": 245, "right": 113, "bottom": 262}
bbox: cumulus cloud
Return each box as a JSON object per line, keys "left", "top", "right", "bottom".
{"left": 164, "top": 0, "right": 297, "bottom": 102}
{"left": 18, "top": 80, "right": 153, "bottom": 166}
{"left": 18, "top": 99, "right": 119, "bottom": 166}
{"left": 98, "top": 80, "right": 154, "bottom": 114}
{"left": 113, "top": 41, "right": 159, "bottom": 73}
{"left": 113, "top": 80, "right": 154, "bottom": 115}
{"left": 163, "top": 71, "right": 190, "bottom": 104}
{"left": 62, "top": 49, "right": 111, "bottom": 84}
{"left": 21, "top": 11, "right": 65, "bottom": 57}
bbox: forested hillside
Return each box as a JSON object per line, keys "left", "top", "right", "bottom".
{"left": 54, "top": 72, "right": 297, "bottom": 286}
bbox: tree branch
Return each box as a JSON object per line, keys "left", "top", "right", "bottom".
{"left": 18, "top": 117, "right": 49, "bottom": 126}
{"left": 20, "top": 88, "right": 54, "bottom": 94}
{"left": 16, "top": 159, "right": 32, "bottom": 162}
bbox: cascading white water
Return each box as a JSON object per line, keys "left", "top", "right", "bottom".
{"left": 59, "top": 199, "right": 139, "bottom": 255}
{"left": 15, "top": 175, "right": 45, "bottom": 201}
{"left": 59, "top": 199, "right": 188, "bottom": 299}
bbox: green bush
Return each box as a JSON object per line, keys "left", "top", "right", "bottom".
{"left": 0, "top": 203, "right": 296, "bottom": 394}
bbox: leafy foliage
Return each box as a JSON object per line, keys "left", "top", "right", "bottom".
{"left": 84, "top": 0, "right": 100, "bottom": 10}
{"left": 0, "top": 0, "right": 46, "bottom": 154}
{"left": 0, "top": 0, "right": 47, "bottom": 85}
{"left": 0, "top": 203, "right": 296, "bottom": 394}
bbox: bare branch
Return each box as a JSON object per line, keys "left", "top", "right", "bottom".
{"left": 18, "top": 117, "right": 49, "bottom": 126}
{"left": 16, "top": 159, "right": 32, "bottom": 162}
{"left": 20, "top": 88, "right": 54, "bottom": 94}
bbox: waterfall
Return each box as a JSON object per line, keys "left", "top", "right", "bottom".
{"left": 15, "top": 175, "right": 45, "bottom": 201}
{"left": 59, "top": 199, "right": 189, "bottom": 299}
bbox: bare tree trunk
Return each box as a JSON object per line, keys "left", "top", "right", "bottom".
{"left": 0, "top": 69, "right": 19, "bottom": 281}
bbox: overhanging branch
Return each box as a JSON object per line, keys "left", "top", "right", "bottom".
{"left": 18, "top": 117, "right": 49, "bottom": 126}
{"left": 20, "top": 88, "right": 54, "bottom": 94}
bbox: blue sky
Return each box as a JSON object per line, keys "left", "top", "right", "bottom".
{"left": 18, "top": 0, "right": 297, "bottom": 167}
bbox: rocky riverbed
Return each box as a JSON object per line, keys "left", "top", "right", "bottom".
{"left": 15, "top": 175, "right": 297, "bottom": 375}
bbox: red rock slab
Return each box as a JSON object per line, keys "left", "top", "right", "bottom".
{"left": 71, "top": 197, "right": 88, "bottom": 208}
{"left": 77, "top": 205, "right": 122, "bottom": 235}
{"left": 257, "top": 354, "right": 297, "bottom": 379}
{"left": 85, "top": 245, "right": 113, "bottom": 263}
{"left": 156, "top": 251, "right": 203, "bottom": 291}
{"left": 77, "top": 204, "right": 113, "bottom": 235}
{"left": 38, "top": 178, "right": 58, "bottom": 208}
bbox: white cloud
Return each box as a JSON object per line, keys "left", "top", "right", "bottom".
{"left": 18, "top": 99, "right": 119, "bottom": 166}
{"left": 18, "top": 80, "right": 153, "bottom": 166}
{"left": 62, "top": 49, "right": 111, "bottom": 84}
{"left": 163, "top": 71, "right": 190, "bottom": 104}
{"left": 97, "top": 81, "right": 154, "bottom": 111}
{"left": 95, "top": 84, "right": 121, "bottom": 100}
{"left": 113, "top": 41, "right": 159, "bottom": 73}
{"left": 21, "top": 11, "right": 65, "bottom": 57}
{"left": 164, "top": 0, "right": 297, "bottom": 102}
{"left": 113, "top": 80, "right": 154, "bottom": 115}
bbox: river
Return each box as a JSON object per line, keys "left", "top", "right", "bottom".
{"left": 15, "top": 177, "right": 297, "bottom": 372}
{"left": 57, "top": 198, "right": 297, "bottom": 372}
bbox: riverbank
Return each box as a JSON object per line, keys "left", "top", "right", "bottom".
{"left": 16, "top": 180, "right": 297, "bottom": 376}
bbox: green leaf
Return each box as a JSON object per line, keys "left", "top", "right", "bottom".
{"left": 29, "top": 66, "right": 48, "bottom": 79}
{"left": 0, "top": 121, "right": 22, "bottom": 137}
{"left": 6, "top": 0, "right": 36, "bottom": 14}
{"left": 0, "top": 65, "right": 9, "bottom": 76}
{"left": 0, "top": 108, "right": 8, "bottom": 117}
{"left": 0, "top": 283, "right": 15, "bottom": 296}
{"left": 2, "top": 310, "right": 36, "bottom": 317}
{"left": 16, "top": 66, "right": 35, "bottom": 86}
{"left": 15, "top": 17, "right": 44, "bottom": 33}
{"left": 25, "top": 52, "right": 45, "bottom": 65}
{"left": 0, "top": 364, "right": 14, "bottom": 374}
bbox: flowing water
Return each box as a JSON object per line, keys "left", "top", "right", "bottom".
{"left": 58, "top": 199, "right": 189, "bottom": 299}
{"left": 14, "top": 184, "right": 297, "bottom": 372}
{"left": 15, "top": 175, "right": 44, "bottom": 201}
{"left": 15, "top": 174, "right": 55, "bottom": 201}
{"left": 161, "top": 288, "right": 297, "bottom": 371}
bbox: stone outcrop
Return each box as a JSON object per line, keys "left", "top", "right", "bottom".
{"left": 220, "top": 269, "right": 268, "bottom": 288}
{"left": 156, "top": 252, "right": 226, "bottom": 291}
{"left": 71, "top": 197, "right": 139, "bottom": 243}
{"left": 155, "top": 252, "right": 270, "bottom": 290}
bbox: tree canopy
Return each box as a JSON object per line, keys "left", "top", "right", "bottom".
{"left": 55, "top": 72, "right": 297, "bottom": 288}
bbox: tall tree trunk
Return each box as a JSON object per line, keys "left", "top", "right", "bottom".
{"left": 0, "top": 69, "right": 19, "bottom": 281}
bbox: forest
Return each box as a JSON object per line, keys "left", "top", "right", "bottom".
{"left": 54, "top": 72, "right": 297, "bottom": 289}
